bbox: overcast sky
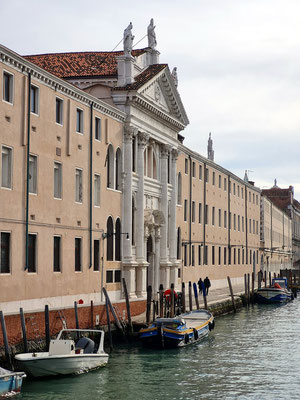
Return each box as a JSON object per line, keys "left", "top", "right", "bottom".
{"left": 1, "top": 0, "right": 299, "bottom": 198}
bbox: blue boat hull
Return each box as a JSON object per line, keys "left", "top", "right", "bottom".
{"left": 256, "top": 288, "right": 293, "bottom": 303}
{"left": 0, "top": 370, "right": 25, "bottom": 397}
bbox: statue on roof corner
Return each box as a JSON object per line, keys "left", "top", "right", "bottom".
{"left": 123, "top": 22, "right": 134, "bottom": 56}
{"left": 147, "top": 18, "right": 157, "bottom": 49}
{"left": 172, "top": 67, "right": 178, "bottom": 88}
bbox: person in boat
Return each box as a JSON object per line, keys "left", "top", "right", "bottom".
{"left": 198, "top": 278, "right": 203, "bottom": 294}
{"left": 204, "top": 277, "right": 211, "bottom": 295}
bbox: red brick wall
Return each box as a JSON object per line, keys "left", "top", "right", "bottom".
{"left": 0, "top": 300, "right": 146, "bottom": 347}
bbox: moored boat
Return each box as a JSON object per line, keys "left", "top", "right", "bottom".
{"left": 0, "top": 367, "right": 25, "bottom": 397}
{"left": 256, "top": 278, "right": 294, "bottom": 303}
{"left": 15, "top": 329, "right": 108, "bottom": 377}
{"left": 139, "top": 309, "right": 214, "bottom": 349}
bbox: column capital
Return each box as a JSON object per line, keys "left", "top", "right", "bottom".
{"left": 160, "top": 144, "right": 170, "bottom": 158}
{"left": 137, "top": 132, "right": 150, "bottom": 148}
{"left": 171, "top": 148, "right": 179, "bottom": 161}
{"left": 124, "top": 124, "right": 138, "bottom": 142}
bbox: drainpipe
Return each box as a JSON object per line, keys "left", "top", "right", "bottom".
{"left": 203, "top": 162, "right": 207, "bottom": 264}
{"left": 228, "top": 175, "right": 231, "bottom": 264}
{"left": 270, "top": 203, "right": 273, "bottom": 254}
{"left": 24, "top": 72, "right": 31, "bottom": 270}
{"left": 245, "top": 185, "right": 248, "bottom": 264}
{"left": 189, "top": 156, "right": 192, "bottom": 265}
{"left": 89, "top": 102, "right": 94, "bottom": 268}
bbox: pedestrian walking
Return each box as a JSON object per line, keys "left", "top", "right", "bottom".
{"left": 198, "top": 278, "right": 203, "bottom": 294}
{"left": 204, "top": 277, "right": 211, "bottom": 295}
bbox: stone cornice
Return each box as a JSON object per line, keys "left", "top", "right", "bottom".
{"left": 0, "top": 45, "right": 126, "bottom": 123}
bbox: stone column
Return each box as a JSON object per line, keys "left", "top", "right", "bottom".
{"left": 160, "top": 145, "right": 169, "bottom": 264}
{"left": 154, "top": 228, "right": 161, "bottom": 294}
{"left": 170, "top": 149, "right": 179, "bottom": 288}
{"left": 136, "top": 132, "right": 149, "bottom": 262}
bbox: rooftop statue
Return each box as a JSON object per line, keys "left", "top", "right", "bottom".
{"left": 123, "top": 22, "right": 134, "bottom": 56}
{"left": 147, "top": 18, "right": 157, "bottom": 49}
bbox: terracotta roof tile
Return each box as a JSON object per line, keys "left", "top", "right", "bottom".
{"left": 113, "top": 64, "right": 167, "bottom": 91}
{"left": 23, "top": 49, "right": 147, "bottom": 79}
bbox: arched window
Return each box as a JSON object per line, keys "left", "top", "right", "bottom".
{"left": 106, "top": 144, "right": 114, "bottom": 189}
{"left": 132, "top": 196, "right": 135, "bottom": 245}
{"left": 177, "top": 172, "right": 182, "bottom": 205}
{"left": 115, "top": 148, "right": 122, "bottom": 191}
{"left": 115, "top": 218, "right": 121, "bottom": 261}
{"left": 106, "top": 216, "right": 114, "bottom": 261}
{"left": 177, "top": 227, "right": 181, "bottom": 260}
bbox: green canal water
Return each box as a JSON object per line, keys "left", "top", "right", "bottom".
{"left": 20, "top": 299, "right": 300, "bottom": 400}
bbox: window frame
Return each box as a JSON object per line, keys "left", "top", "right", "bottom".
{"left": 3, "top": 70, "right": 14, "bottom": 104}
{"left": 0, "top": 231, "right": 11, "bottom": 274}
{"left": 53, "top": 235, "right": 61, "bottom": 272}
{"left": 1, "top": 145, "right": 13, "bottom": 189}
{"left": 75, "top": 237, "right": 82, "bottom": 272}
{"left": 75, "top": 168, "right": 83, "bottom": 203}
{"left": 54, "top": 161, "right": 62, "bottom": 199}
{"left": 55, "top": 97, "right": 63, "bottom": 125}
{"left": 28, "top": 154, "right": 38, "bottom": 194}
{"left": 94, "top": 173, "right": 101, "bottom": 207}
{"left": 76, "top": 108, "right": 84, "bottom": 134}
{"left": 95, "top": 116, "right": 101, "bottom": 141}
{"left": 30, "top": 84, "right": 39, "bottom": 115}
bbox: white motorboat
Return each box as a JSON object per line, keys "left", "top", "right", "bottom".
{"left": 15, "top": 329, "right": 108, "bottom": 377}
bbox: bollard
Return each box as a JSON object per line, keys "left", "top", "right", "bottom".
{"left": 105, "top": 296, "right": 113, "bottom": 351}
{"left": 264, "top": 271, "right": 267, "bottom": 288}
{"left": 251, "top": 272, "right": 255, "bottom": 304}
{"left": 146, "top": 285, "right": 152, "bottom": 324}
{"left": 193, "top": 282, "right": 200, "bottom": 309}
{"left": 122, "top": 278, "right": 133, "bottom": 335}
{"left": 159, "top": 284, "right": 164, "bottom": 318}
{"left": 188, "top": 281, "right": 193, "bottom": 311}
{"left": 227, "top": 276, "right": 236, "bottom": 312}
{"left": 170, "top": 284, "right": 175, "bottom": 318}
{"left": 45, "top": 305, "right": 50, "bottom": 351}
{"left": 181, "top": 282, "right": 186, "bottom": 314}
{"left": 20, "top": 308, "right": 28, "bottom": 353}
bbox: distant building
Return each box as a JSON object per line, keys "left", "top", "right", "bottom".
{"left": 261, "top": 183, "right": 300, "bottom": 268}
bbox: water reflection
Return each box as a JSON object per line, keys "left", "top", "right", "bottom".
{"left": 20, "top": 300, "right": 300, "bottom": 400}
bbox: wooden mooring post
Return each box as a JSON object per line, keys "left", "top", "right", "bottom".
{"left": 264, "top": 271, "right": 267, "bottom": 288}
{"left": 102, "top": 288, "right": 124, "bottom": 334}
{"left": 0, "top": 311, "right": 11, "bottom": 368}
{"left": 159, "top": 284, "right": 164, "bottom": 318}
{"left": 181, "top": 282, "right": 186, "bottom": 313}
{"left": 244, "top": 273, "right": 248, "bottom": 303}
{"left": 227, "top": 276, "right": 236, "bottom": 312}
{"left": 170, "top": 284, "right": 175, "bottom": 318}
{"left": 193, "top": 282, "right": 200, "bottom": 309}
{"left": 269, "top": 271, "right": 272, "bottom": 287}
{"left": 20, "top": 308, "right": 28, "bottom": 353}
{"left": 247, "top": 273, "right": 250, "bottom": 305}
{"left": 45, "top": 305, "right": 50, "bottom": 351}
{"left": 74, "top": 301, "right": 80, "bottom": 340}
{"left": 122, "top": 278, "right": 133, "bottom": 334}
{"left": 251, "top": 272, "right": 255, "bottom": 304}
{"left": 188, "top": 281, "right": 193, "bottom": 311}
{"left": 105, "top": 296, "right": 113, "bottom": 351}
{"left": 146, "top": 285, "right": 152, "bottom": 324}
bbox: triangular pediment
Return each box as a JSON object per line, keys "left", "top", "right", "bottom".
{"left": 138, "top": 67, "right": 189, "bottom": 127}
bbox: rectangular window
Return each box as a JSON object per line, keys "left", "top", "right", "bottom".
{"left": 199, "top": 165, "right": 202, "bottom": 180}
{"left": 53, "top": 236, "right": 61, "bottom": 272}
{"left": 54, "top": 162, "right": 62, "bottom": 199}
{"left": 29, "top": 155, "right": 37, "bottom": 194}
{"left": 192, "top": 201, "right": 195, "bottom": 223}
{"left": 3, "top": 71, "right": 13, "bottom": 103}
{"left": 238, "top": 248, "right": 241, "bottom": 264}
{"left": 56, "top": 98, "right": 63, "bottom": 124}
{"left": 30, "top": 85, "right": 39, "bottom": 114}
{"left": 218, "top": 175, "right": 221, "bottom": 188}
{"left": 212, "top": 171, "right": 215, "bottom": 185}
{"left": 1, "top": 146, "right": 12, "bottom": 189}
{"left": 224, "top": 211, "right": 227, "bottom": 228}
{"left": 205, "top": 168, "right": 209, "bottom": 183}
{"left": 218, "top": 209, "right": 221, "bottom": 227}
{"left": 198, "top": 245, "right": 201, "bottom": 265}
{"left": 234, "top": 248, "right": 236, "bottom": 264}
{"left": 95, "top": 117, "right": 101, "bottom": 141}
{"left": 218, "top": 246, "right": 221, "bottom": 265}
{"left": 28, "top": 234, "right": 36, "bottom": 273}
{"left": 212, "top": 206, "right": 215, "bottom": 226}
{"left": 184, "top": 244, "right": 187, "bottom": 266}
{"left": 241, "top": 187, "right": 244, "bottom": 199}
{"left": 249, "top": 219, "right": 252, "bottom": 233}
{"left": 224, "top": 247, "right": 227, "bottom": 265}
{"left": 75, "top": 237, "right": 82, "bottom": 271}
{"left": 76, "top": 108, "right": 84, "bottom": 133}
{"left": 204, "top": 245, "right": 208, "bottom": 265}
{"left": 249, "top": 192, "right": 251, "bottom": 202}
{"left": 238, "top": 185, "right": 240, "bottom": 197}
{"left": 256, "top": 195, "right": 258, "bottom": 205}
{"left": 192, "top": 245, "right": 195, "bottom": 266}
{"left": 205, "top": 205, "right": 208, "bottom": 225}
{"left": 184, "top": 199, "right": 188, "bottom": 222}
{"left": 256, "top": 220, "right": 258, "bottom": 235}
{"left": 115, "top": 270, "right": 121, "bottom": 282}
{"left": 233, "top": 183, "right": 236, "bottom": 195}
{"left": 0, "top": 232, "right": 10, "bottom": 273}
{"left": 75, "top": 168, "right": 83, "bottom": 203}
{"left": 253, "top": 219, "right": 255, "bottom": 234}
{"left": 94, "top": 240, "right": 100, "bottom": 271}
{"left": 242, "top": 248, "right": 245, "bottom": 264}
{"left": 234, "top": 214, "right": 236, "bottom": 230}
{"left": 224, "top": 178, "right": 227, "bottom": 191}
{"left": 212, "top": 246, "right": 215, "bottom": 265}
{"left": 238, "top": 215, "right": 240, "bottom": 231}
{"left": 228, "top": 247, "right": 231, "bottom": 265}
{"left": 242, "top": 216, "right": 244, "bottom": 232}
{"left": 185, "top": 158, "right": 188, "bottom": 174}
{"left": 192, "top": 162, "right": 195, "bottom": 177}
{"left": 199, "top": 203, "right": 202, "bottom": 223}
{"left": 94, "top": 174, "right": 100, "bottom": 206}
{"left": 106, "top": 270, "right": 113, "bottom": 283}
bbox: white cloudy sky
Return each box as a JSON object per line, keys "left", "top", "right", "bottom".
{"left": 1, "top": 0, "right": 299, "bottom": 198}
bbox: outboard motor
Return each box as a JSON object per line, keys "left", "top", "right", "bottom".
{"left": 76, "top": 337, "right": 95, "bottom": 354}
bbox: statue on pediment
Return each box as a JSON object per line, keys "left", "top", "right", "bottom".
{"left": 147, "top": 18, "right": 157, "bottom": 49}
{"left": 123, "top": 22, "right": 134, "bottom": 56}
{"left": 172, "top": 67, "right": 178, "bottom": 88}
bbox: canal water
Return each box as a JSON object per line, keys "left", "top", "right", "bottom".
{"left": 20, "top": 299, "right": 300, "bottom": 400}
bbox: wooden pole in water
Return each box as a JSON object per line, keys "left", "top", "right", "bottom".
{"left": 74, "top": 301, "right": 80, "bottom": 341}
{"left": 258, "top": 270, "right": 262, "bottom": 289}
{"left": 227, "top": 276, "right": 236, "bottom": 312}
{"left": 159, "top": 284, "right": 164, "bottom": 318}
{"left": 105, "top": 296, "right": 113, "bottom": 351}
{"left": 102, "top": 288, "right": 124, "bottom": 333}
{"left": 0, "top": 311, "right": 11, "bottom": 368}
{"left": 90, "top": 300, "right": 94, "bottom": 329}
{"left": 247, "top": 273, "right": 250, "bottom": 305}
{"left": 264, "top": 271, "right": 267, "bottom": 288}
{"left": 45, "top": 305, "right": 50, "bottom": 351}
{"left": 202, "top": 286, "right": 208, "bottom": 310}
{"left": 181, "top": 282, "right": 186, "bottom": 313}
{"left": 20, "top": 308, "right": 28, "bottom": 353}
{"left": 269, "top": 271, "right": 272, "bottom": 287}
{"left": 146, "top": 285, "right": 152, "bottom": 324}
{"left": 251, "top": 272, "right": 255, "bottom": 304}
{"left": 244, "top": 273, "right": 248, "bottom": 301}
{"left": 193, "top": 282, "right": 200, "bottom": 310}
{"left": 122, "top": 278, "right": 133, "bottom": 334}
{"left": 170, "top": 284, "right": 175, "bottom": 318}
{"left": 188, "top": 281, "right": 193, "bottom": 311}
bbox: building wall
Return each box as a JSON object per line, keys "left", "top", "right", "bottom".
{"left": 0, "top": 48, "right": 126, "bottom": 313}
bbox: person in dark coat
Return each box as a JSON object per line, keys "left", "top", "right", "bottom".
{"left": 198, "top": 278, "right": 203, "bottom": 294}
{"left": 204, "top": 277, "right": 211, "bottom": 295}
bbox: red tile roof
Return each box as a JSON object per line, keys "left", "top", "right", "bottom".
{"left": 23, "top": 49, "right": 147, "bottom": 79}
{"left": 261, "top": 187, "right": 292, "bottom": 213}
{"left": 114, "top": 64, "right": 167, "bottom": 90}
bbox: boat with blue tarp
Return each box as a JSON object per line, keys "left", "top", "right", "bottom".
{"left": 0, "top": 367, "right": 25, "bottom": 397}
{"left": 256, "top": 277, "right": 294, "bottom": 303}
{"left": 139, "top": 309, "right": 214, "bottom": 349}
